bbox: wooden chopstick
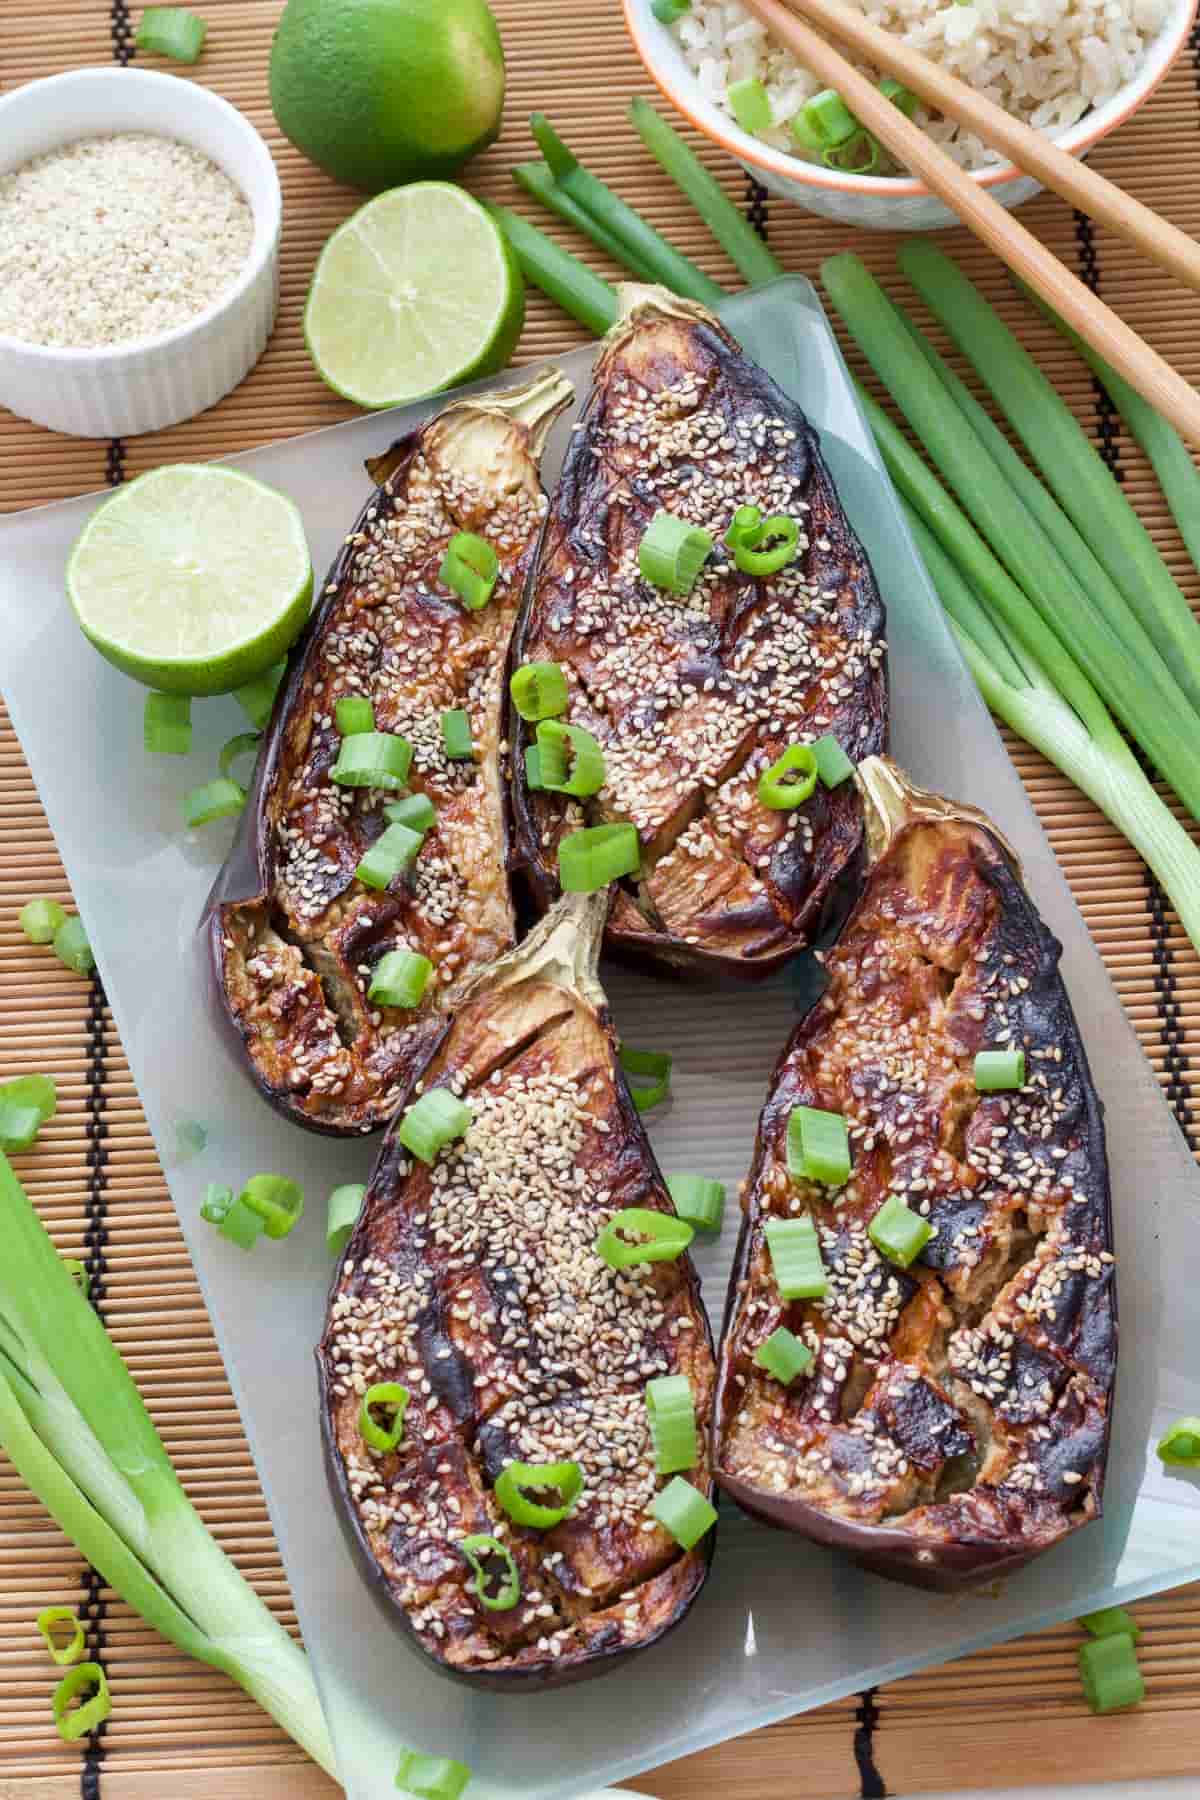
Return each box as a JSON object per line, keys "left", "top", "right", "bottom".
{"left": 739, "top": 0, "right": 1200, "bottom": 445}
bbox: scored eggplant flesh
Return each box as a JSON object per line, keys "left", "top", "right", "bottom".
{"left": 510, "top": 284, "right": 887, "bottom": 978}
{"left": 714, "top": 758, "right": 1115, "bottom": 1589}
{"left": 204, "top": 368, "right": 574, "bottom": 1135}
{"left": 317, "top": 890, "right": 716, "bottom": 1686}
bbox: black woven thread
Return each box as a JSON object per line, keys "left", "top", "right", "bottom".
{"left": 110, "top": 0, "right": 134, "bottom": 63}
{"left": 853, "top": 1687, "right": 888, "bottom": 1797}
{"left": 1073, "top": 209, "right": 1196, "bottom": 1148}
{"left": 744, "top": 173, "right": 770, "bottom": 241}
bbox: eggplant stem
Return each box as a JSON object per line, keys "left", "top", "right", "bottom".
{"left": 856, "top": 755, "right": 1022, "bottom": 877}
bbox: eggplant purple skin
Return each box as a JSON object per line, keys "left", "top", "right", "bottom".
{"left": 713, "top": 825, "right": 1116, "bottom": 1592}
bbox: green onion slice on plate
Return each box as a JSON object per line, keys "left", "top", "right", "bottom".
{"left": 645, "top": 1374, "right": 698, "bottom": 1475}
{"left": 754, "top": 1325, "right": 814, "bottom": 1385}
{"left": 234, "top": 661, "right": 285, "bottom": 730}
{"left": 459, "top": 1533, "right": 521, "bottom": 1612}
{"left": 495, "top": 1458, "right": 582, "bottom": 1528}
{"left": 182, "top": 778, "right": 246, "bottom": 828}
{"left": 240, "top": 1174, "right": 304, "bottom": 1240}
{"left": 384, "top": 793, "right": 436, "bottom": 834}
{"left": 650, "top": 1475, "right": 717, "bottom": 1549}
{"left": 558, "top": 822, "right": 640, "bottom": 892}
{"left": 638, "top": 510, "right": 713, "bottom": 596}
{"left": 619, "top": 1044, "right": 672, "bottom": 1112}
{"left": 812, "top": 733, "right": 855, "bottom": 788}
{"left": 868, "top": 1194, "right": 932, "bottom": 1268}
{"left": 595, "top": 1206, "right": 693, "bottom": 1269}
{"left": 666, "top": 1172, "right": 724, "bottom": 1232}
{"left": 359, "top": 1382, "right": 409, "bottom": 1453}
{"left": 974, "top": 1048, "right": 1026, "bottom": 1091}
{"left": 759, "top": 743, "right": 818, "bottom": 810}
{"left": 143, "top": 691, "right": 192, "bottom": 755}
{"left": 765, "top": 1215, "right": 827, "bottom": 1299}
{"left": 730, "top": 513, "right": 801, "bottom": 577}
{"left": 398, "top": 1089, "right": 472, "bottom": 1165}
{"left": 786, "top": 1105, "right": 851, "bottom": 1186}
{"left": 536, "top": 719, "right": 606, "bottom": 796}
{"left": 511, "top": 660, "right": 569, "bottom": 721}
{"left": 441, "top": 709, "right": 474, "bottom": 761}
{"left": 368, "top": 949, "right": 432, "bottom": 1009}
{"left": 335, "top": 696, "right": 374, "bottom": 736}
{"left": 440, "top": 532, "right": 498, "bottom": 610}
{"left": 326, "top": 1183, "right": 366, "bottom": 1256}
{"left": 1157, "top": 1416, "right": 1200, "bottom": 1466}
{"left": 218, "top": 732, "right": 261, "bottom": 787}
{"left": 356, "top": 823, "right": 423, "bottom": 891}
{"left": 331, "top": 731, "right": 413, "bottom": 790}
{"left": 394, "top": 1749, "right": 472, "bottom": 1799}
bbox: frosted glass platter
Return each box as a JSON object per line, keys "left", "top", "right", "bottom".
{"left": 3, "top": 277, "right": 1199, "bottom": 1800}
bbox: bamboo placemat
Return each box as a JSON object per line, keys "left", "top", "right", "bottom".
{"left": 2, "top": 2, "right": 1200, "bottom": 1795}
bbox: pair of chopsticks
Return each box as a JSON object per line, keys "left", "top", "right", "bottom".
{"left": 740, "top": 0, "right": 1200, "bottom": 444}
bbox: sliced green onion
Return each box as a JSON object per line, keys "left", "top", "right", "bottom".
{"left": 880, "top": 76, "right": 918, "bottom": 116}
{"left": 1078, "top": 1633, "right": 1145, "bottom": 1714}
{"left": 525, "top": 746, "right": 545, "bottom": 791}
{"left": 0, "top": 1074, "right": 56, "bottom": 1125}
{"left": 335, "top": 696, "right": 375, "bottom": 736}
{"left": 441, "top": 709, "right": 474, "bottom": 761}
{"left": 384, "top": 793, "right": 436, "bottom": 834}
{"left": 628, "top": 96, "right": 782, "bottom": 289}
{"left": 143, "top": 691, "right": 192, "bottom": 755}
{"left": 787, "top": 1105, "right": 851, "bottom": 1186}
{"left": 239, "top": 1174, "right": 304, "bottom": 1241}
{"left": 666, "top": 1172, "right": 724, "bottom": 1233}
{"left": 487, "top": 202, "right": 618, "bottom": 338}
{"left": 368, "top": 949, "right": 432, "bottom": 1009}
{"left": 619, "top": 1045, "right": 672, "bottom": 1113}
{"left": 731, "top": 512, "right": 802, "bottom": 577}
{"left": 19, "top": 898, "right": 66, "bottom": 945}
{"left": 514, "top": 161, "right": 660, "bottom": 283}
{"left": 1079, "top": 1606, "right": 1141, "bottom": 1641}
{"left": 650, "top": 1476, "right": 717, "bottom": 1549}
{"left": 803, "top": 88, "right": 858, "bottom": 147}
{"left": 330, "top": 731, "right": 413, "bottom": 790}
{"left": 398, "top": 1089, "right": 472, "bottom": 1165}
{"left": 459, "top": 1533, "right": 521, "bottom": 1612}
{"left": 200, "top": 1183, "right": 232, "bottom": 1223}
{"left": 824, "top": 131, "right": 879, "bottom": 175}
{"left": 639, "top": 510, "right": 713, "bottom": 596}
{"left": 136, "top": 5, "right": 206, "bottom": 61}
{"left": 234, "top": 661, "right": 285, "bottom": 730}
{"left": 645, "top": 1374, "right": 698, "bottom": 1474}
{"left": 52, "top": 1661, "right": 111, "bottom": 1742}
{"left": 182, "top": 778, "right": 245, "bottom": 828}
{"left": 765, "top": 1215, "right": 827, "bottom": 1299}
{"left": 218, "top": 732, "right": 260, "bottom": 786}
{"left": 394, "top": 1749, "right": 472, "bottom": 1799}
{"left": 651, "top": 0, "right": 691, "bottom": 19}
{"left": 812, "top": 733, "right": 854, "bottom": 788}
{"left": 595, "top": 1206, "right": 693, "bottom": 1269}
{"left": 869, "top": 1193, "right": 932, "bottom": 1268}
{"left": 536, "top": 720, "right": 606, "bottom": 797}
{"left": 439, "top": 532, "right": 498, "bottom": 611}
{"left": 1157, "top": 1416, "right": 1200, "bottom": 1466}
{"left": 0, "top": 1102, "right": 42, "bottom": 1153}
{"left": 511, "top": 660, "right": 569, "bottom": 721}
{"left": 53, "top": 916, "right": 94, "bottom": 976}
{"left": 759, "top": 744, "right": 818, "bottom": 810}
{"left": 495, "top": 1458, "right": 582, "bottom": 1528}
{"left": 754, "top": 1325, "right": 814, "bottom": 1385}
{"left": 359, "top": 1382, "right": 409, "bottom": 1454}
{"left": 728, "top": 77, "right": 772, "bottom": 134}
{"left": 327, "top": 1183, "right": 366, "bottom": 1256}
{"left": 217, "top": 1199, "right": 262, "bottom": 1249}
{"left": 788, "top": 113, "right": 826, "bottom": 155}
{"left": 558, "top": 822, "right": 640, "bottom": 892}
{"left": 62, "top": 1258, "right": 90, "bottom": 1300}
{"left": 974, "top": 1049, "right": 1026, "bottom": 1092}
{"left": 37, "top": 1606, "right": 86, "bottom": 1667}
{"left": 357, "top": 823, "right": 423, "bottom": 890}
{"left": 725, "top": 504, "right": 763, "bottom": 549}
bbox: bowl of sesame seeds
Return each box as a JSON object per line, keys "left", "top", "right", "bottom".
{"left": 0, "top": 66, "right": 281, "bottom": 439}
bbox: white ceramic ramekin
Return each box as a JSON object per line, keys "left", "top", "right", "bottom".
{"left": 624, "top": 0, "right": 1197, "bottom": 230}
{"left": 0, "top": 67, "right": 281, "bottom": 438}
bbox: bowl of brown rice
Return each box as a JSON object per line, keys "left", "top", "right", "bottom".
{"left": 0, "top": 66, "right": 281, "bottom": 438}
{"left": 624, "top": 0, "right": 1196, "bottom": 229}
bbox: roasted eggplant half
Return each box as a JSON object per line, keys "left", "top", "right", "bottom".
{"left": 317, "top": 889, "right": 717, "bottom": 1686}
{"left": 714, "top": 758, "right": 1115, "bottom": 1589}
{"left": 509, "top": 284, "right": 887, "bottom": 979}
{"left": 204, "top": 368, "right": 574, "bottom": 1135}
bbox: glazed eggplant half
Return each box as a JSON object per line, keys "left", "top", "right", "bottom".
{"left": 715, "top": 759, "right": 1115, "bottom": 1589}
{"left": 510, "top": 284, "right": 887, "bottom": 979}
{"left": 205, "top": 368, "right": 574, "bottom": 1135}
{"left": 317, "top": 889, "right": 716, "bottom": 1686}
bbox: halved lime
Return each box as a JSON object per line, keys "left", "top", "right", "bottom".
{"left": 67, "top": 465, "right": 312, "bottom": 696}
{"left": 304, "top": 182, "right": 525, "bottom": 409}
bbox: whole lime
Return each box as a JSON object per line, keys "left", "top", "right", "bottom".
{"left": 270, "top": 0, "right": 505, "bottom": 193}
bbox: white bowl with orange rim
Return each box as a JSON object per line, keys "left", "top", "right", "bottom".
{"left": 623, "top": 0, "right": 1197, "bottom": 230}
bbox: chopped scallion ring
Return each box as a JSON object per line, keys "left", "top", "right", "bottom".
{"left": 330, "top": 730, "right": 413, "bottom": 790}
{"left": 788, "top": 112, "right": 825, "bottom": 154}
{"left": 326, "top": 1183, "right": 366, "bottom": 1256}
{"left": 535, "top": 719, "right": 606, "bottom": 797}
{"left": 880, "top": 76, "right": 919, "bottom": 117}
{"left": 439, "top": 531, "right": 498, "bottom": 610}
{"left": 824, "top": 131, "right": 880, "bottom": 175}
{"left": 143, "top": 691, "right": 192, "bottom": 755}
{"left": 394, "top": 1748, "right": 472, "bottom": 1799}
{"left": 974, "top": 1048, "right": 1026, "bottom": 1091}
{"left": 199, "top": 1183, "right": 231, "bottom": 1222}
{"left": 136, "top": 5, "right": 207, "bottom": 61}
{"left": 730, "top": 513, "right": 801, "bottom": 577}
{"left": 619, "top": 1044, "right": 672, "bottom": 1113}
{"left": 728, "top": 77, "right": 773, "bottom": 134}
{"left": 216, "top": 1196, "right": 262, "bottom": 1249}
{"left": 1079, "top": 1606, "right": 1141, "bottom": 1641}
{"left": 20, "top": 897, "right": 66, "bottom": 945}
{"left": 176, "top": 1120, "right": 207, "bottom": 1163}
{"left": 359, "top": 1382, "right": 409, "bottom": 1453}
{"left": 234, "top": 661, "right": 285, "bottom": 729}
{"left": 37, "top": 1606, "right": 86, "bottom": 1667}
{"left": 645, "top": 1374, "right": 698, "bottom": 1474}
{"left": 356, "top": 822, "right": 423, "bottom": 890}
{"left": 868, "top": 1193, "right": 932, "bottom": 1268}
{"left": 651, "top": 0, "right": 691, "bottom": 18}
{"left": 595, "top": 1206, "right": 694, "bottom": 1268}
{"left": 525, "top": 745, "right": 545, "bottom": 790}
{"left": 384, "top": 793, "right": 436, "bottom": 834}
{"left": 802, "top": 87, "right": 858, "bottom": 147}
{"left": 1078, "top": 1632, "right": 1144, "bottom": 1714}
{"left": 398, "top": 1089, "right": 472, "bottom": 1165}
{"left": 1157, "top": 1415, "right": 1200, "bottom": 1466}
{"left": 459, "top": 1533, "right": 521, "bottom": 1612}
{"left": 724, "top": 504, "right": 763, "bottom": 549}
{"left": 754, "top": 1325, "right": 814, "bottom": 1385}
{"left": 558, "top": 822, "right": 640, "bottom": 892}
{"left": 759, "top": 743, "right": 818, "bottom": 810}
{"left": 638, "top": 510, "right": 713, "bottom": 596}
{"left": 182, "top": 777, "right": 245, "bottom": 828}
{"left": 52, "top": 1661, "right": 111, "bottom": 1742}
{"left": 651, "top": 1476, "right": 717, "bottom": 1549}
{"left": 239, "top": 1173, "right": 304, "bottom": 1240}
{"left": 494, "top": 1458, "right": 582, "bottom": 1528}
{"left": 218, "top": 731, "right": 261, "bottom": 787}
{"left": 765, "top": 1215, "right": 827, "bottom": 1299}
{"left": 335, "top": 696, "right": 375, "bottom": 736}
{"left": 53, "top": 916, "right": 94, "bottom": 977}
{"left": 368, "top": 948, "right": 433, "bottom": 1009}
{"left": 812, "top": 733, "right": 855, "bottom": 788}
{"left": 666, "top": 1172, "right": 724, "bottom": 1233}
{"left": 786, "top": 1105, "right": 851, "bottom": 1186}
{"left": 510, "top": 660, "right": 569, "bottom": 721}
{"left": 441, "top": 709, "right": 474, "bottom": 761}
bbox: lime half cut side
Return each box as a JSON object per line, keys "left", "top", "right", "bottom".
{"left": 304, "top": 181, "right": 525, "bottom": 409}
{"left": 67, "top": 465, "right": 313, "bottom": 696}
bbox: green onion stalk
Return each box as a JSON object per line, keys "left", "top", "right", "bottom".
{"left": 0, "top": 1152, "right": 337, "bottom": 1777}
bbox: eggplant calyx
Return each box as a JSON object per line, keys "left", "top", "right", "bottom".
{"left": 603, "top": 280, "right": 721, "bottom": 357}
{"left": 856, "top": 754, "right": 1022, "bottom": 881}
{"left": 456, "top": 887, "right": 608, "bottom": 1014}
{"left": 366, "top": 364, "right": 575, "bottom": 489}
